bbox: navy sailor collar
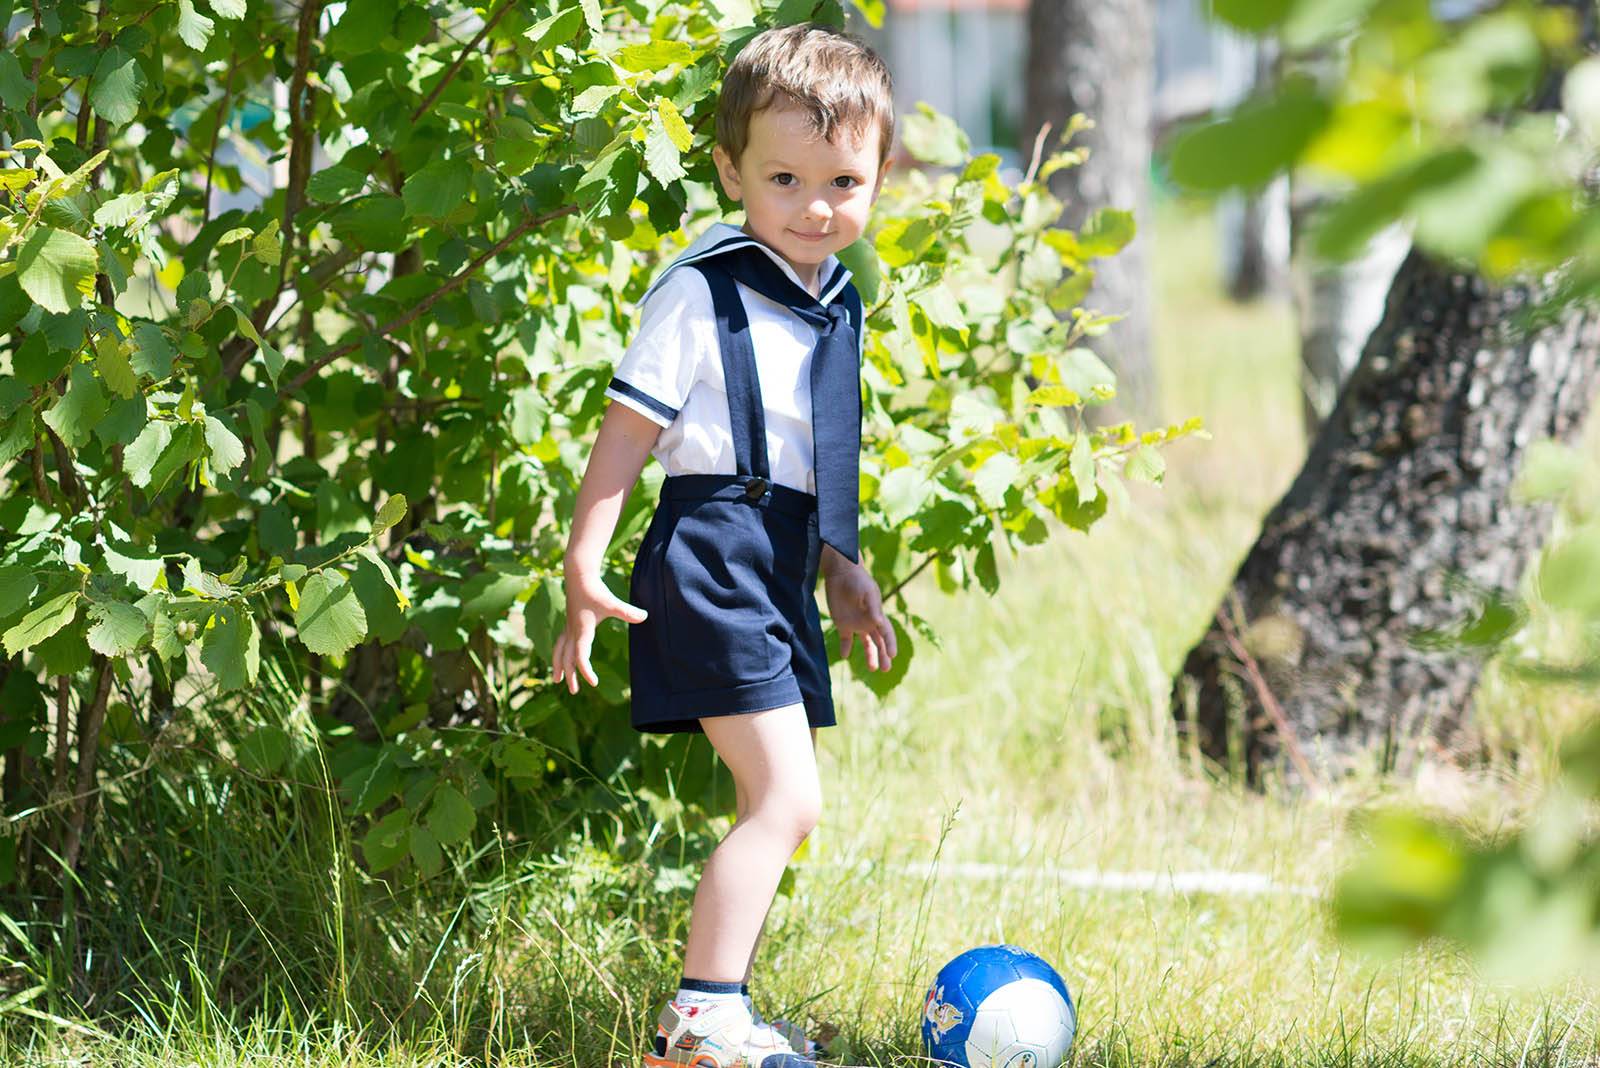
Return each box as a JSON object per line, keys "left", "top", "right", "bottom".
{"left": 640, "top": 221, "right": 854, "bottom": 309}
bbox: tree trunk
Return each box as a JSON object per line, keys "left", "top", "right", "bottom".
{"left": 1174, "top": 246, "right": 1600, "bottom": 782}
{"left": 1215, "top": 30, "right": 1292, "bottom": 303}
{"left": 1023, "top": 0, "right": 1156, "bottom": 421}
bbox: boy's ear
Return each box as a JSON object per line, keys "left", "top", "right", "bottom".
{"left": 870, "top": 156, "right": 892, "bottom": 201}
{"left": 712, "top": 145, "right": 743, "bottom": 203}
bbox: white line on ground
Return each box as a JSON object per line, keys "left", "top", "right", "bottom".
{"left": 796, "top": 860, "right": 1321, "bottom": 897}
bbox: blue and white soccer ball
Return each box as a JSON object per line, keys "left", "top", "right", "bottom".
{"left": 921, "top": 944, "right": 1077, "bottom": 1068}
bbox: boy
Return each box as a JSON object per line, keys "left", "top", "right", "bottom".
{"left": 552, "top": 22, "right": 898, "bottom": 1068}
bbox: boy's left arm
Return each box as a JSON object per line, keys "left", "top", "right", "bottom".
{"left": 821, "top": 545, "right": 897, "bottom": 670}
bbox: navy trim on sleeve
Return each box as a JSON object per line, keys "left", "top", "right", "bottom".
{"left": 607, "top": 377, "right": 680, "bottom": 423}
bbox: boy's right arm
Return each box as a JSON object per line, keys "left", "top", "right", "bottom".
{"left": 552, "top": 401, "right": 663, "bottom": 693}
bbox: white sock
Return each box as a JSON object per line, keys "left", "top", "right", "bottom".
{"left": 674, "top": 979, "right": 747, "bottom": 1014}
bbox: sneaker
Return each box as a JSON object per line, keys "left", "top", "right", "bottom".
{"left": 749, "top": 1005, "right": 824, "bottom": 1059}
{"left": 642, "top": 998, "right": 816, "bottom": 1068}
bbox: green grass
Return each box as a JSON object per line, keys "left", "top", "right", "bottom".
{"left": 3, "top": 196, "right": 1596, "bottom": 1066}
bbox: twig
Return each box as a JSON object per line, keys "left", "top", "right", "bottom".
{"left": 412, "top": 0, "right": 517, "bottom": 122}
{"left": 1212, "top": 601, "right": 1323, "bottom": 793}
{"left": 61, "top": 659, "right": 113, "bottom": 872}
{"left": 1021, "top": 121, "right": 1052, "bottom": 187}
{"left": 280, "top": 203, "right": 580, "bottom": 396}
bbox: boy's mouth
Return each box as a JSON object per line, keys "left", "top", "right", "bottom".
{"left": 788, "top": 229, "right": 830, "bottom": 242}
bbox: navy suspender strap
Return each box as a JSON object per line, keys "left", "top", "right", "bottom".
{"left": 690, "top": 260, "right": 770, "bottom": 482}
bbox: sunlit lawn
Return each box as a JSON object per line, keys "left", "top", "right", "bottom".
{"left": 7, "top": 196, "right": 1597, "bottom": 1067}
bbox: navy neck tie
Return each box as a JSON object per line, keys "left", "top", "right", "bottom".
{"left": 710, "top": 244, "right": 861, "bottom": 565}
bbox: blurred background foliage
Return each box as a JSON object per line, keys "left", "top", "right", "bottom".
{"left": 1168, "top": 0, "right": 1600, "bottom": 987}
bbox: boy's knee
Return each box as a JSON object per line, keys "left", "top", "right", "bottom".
{"left": 787, "top": 785, "right": 822, "bottom": 846}
{"left": 755, "top": 784, "right": 820, "bottom": 848}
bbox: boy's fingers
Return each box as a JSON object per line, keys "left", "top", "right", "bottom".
{"left": 606, "top": 595, "right": 648, "bottom": 624}
{"left": 864, "top": 632, "right": 880, "bottom": 671}
{"left": 577, "top": 632, "right": 599, "bottom": 687}
{"left": 552, "top": 632, "right": 567, "bottom": 683}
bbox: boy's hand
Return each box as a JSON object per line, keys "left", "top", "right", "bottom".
{"left": 552, "top": 571, "right": 648, "bottom": 694}
{"left": 821, "top": 548, "right": 897, "bottom": 671}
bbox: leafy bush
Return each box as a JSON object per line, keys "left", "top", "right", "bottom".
{"left": 0, "top": 0, "right": 1195, "bottom": 889}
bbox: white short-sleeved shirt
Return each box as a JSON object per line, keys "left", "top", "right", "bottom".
{"left": 604, "top": 222, "right": 858, "bottom": 496}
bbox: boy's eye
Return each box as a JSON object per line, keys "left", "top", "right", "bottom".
{"left": 833, "top": 176, "right": 859, "bottom": 189}
{"left": 772, "top": 173, "right": 795, "bottom": 186}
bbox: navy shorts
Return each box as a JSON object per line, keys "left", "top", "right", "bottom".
{"left": 626, "top": 473, "right": 836, "bottom": 735}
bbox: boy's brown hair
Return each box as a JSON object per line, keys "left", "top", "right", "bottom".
{"left": 715, "top": 23, "right": 895, "bottom": 171}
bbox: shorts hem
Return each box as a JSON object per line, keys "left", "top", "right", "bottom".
{"left": 631, "top": 674, "right": 836, "bottom": 735}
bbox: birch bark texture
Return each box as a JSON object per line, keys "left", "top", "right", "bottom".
{"left": 1023, "top": 0, "right": 1157, "bottom": 420}
{"left": 1174, "top": 248, "right": 1600, "bottom": 781}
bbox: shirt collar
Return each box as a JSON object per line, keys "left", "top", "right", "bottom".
{"left": 640, "top": 221, "right": 853, "bottom": 308}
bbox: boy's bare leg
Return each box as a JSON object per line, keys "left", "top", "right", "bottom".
{"left": 739, "top": 726, "right": 820, "bottom": 984}
{"left": 682, "top": 706, "right": 820, "bottom": 982}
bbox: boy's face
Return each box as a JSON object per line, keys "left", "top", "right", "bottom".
{"left": 712, "top": 103, "right": 890, "bottom": 285}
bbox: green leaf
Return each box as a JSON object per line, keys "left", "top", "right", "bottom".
{"left": 846, "top": 616, "right": 913, "bottom": 698}
{"left": 460, "top": 568, "right": 532, "bottom": 622}
{"left": 327, "top": 0, "right": 397, "bottom": 53}
{"left": 525, "top": 6, "right": 584, "bottom": 51}
{"left": 0, "top": 409, "right": 33, "bottom": 469}
{"left": 16, "top": 226, "right": 97, "bottom": 314}
{"left": 130, "top": 323, "right": 176, "bottom": 380}
{"left": 206, "top": 0, "right": 246, "bottom": 18}
{"left": 176, "top": 0, "right": 216, "bottom": 49}
{"left": 1209, "top": 0, "right": 1294, "bottom": 32}
{"left": 342, "top": 748, "right": 401, "bottom": 814}
{"left": 1170, "top": 75, "right": 1331, "bottom": 192}
{"left": 425, "top": 785, "right": 475, "bottom": 845}
{"left": 509, "top": 388, "right": 549, "bottom": 446}
{"left": 103, "top": 541, "right": 165, "bottom": 591}
{"left": 201, "top": 604, "right": 260, "bottom": 691}
{"left": 1026, "top": 384, "right": 1082, "bottom": 407}
{"left": 1078, "top": 208, "right": 1136, "bottom": 258}
{"left": 86, "top": 600, "right": 149, "bottom": 656}
{"left": 372, "top": 494, "right": 408, "bottom": 536}
{"left": 351, "top": 552, "right": 408, "bottom": 644}
{"left": 96, "top": 336, "right": 137, "bottom": 400}
{"left": 618, "top": 41, "right": 694, "bottom": 71}
{"left": 571, "top": 84, "right": 623, "bottom": 117}
{"left": 362, "top": 808, "right": 411, "bottom": 872}
{"left": 402, "top": 157, "right": 472, "bottom": 220}
{"left": 1059, "top": 347, "right": 1117, "bottom": 404}
{"left": 203, "top": 415, "right": 245, "bottom": 475}
{"left": 410, "top": 824, "right": 443, "bottom": 877}
{"left": 307, "top": 165, "right": 366, "bottom": 203}
{"left": 124, "top": 420, "right": 174, "bottom": 487}
{"left": 89, "top": 47, "right": 145, "bottom": 128}
{"left": 579, "top": 0, "right": 602, "bottom": 34}
{"left": 41, "top": 363, "right": 108, "bottom": 449}
{"left": 3, "top": 592, "right": 81, "bottom": 656}
{"left": 150, "top": 604, "right": 186, "bottom": 663}
{"left": 231, "top": 305, "right": 285, "bottom": 385}
{"left": 878, "top": 466, "right": 935, "bottom": 527}
{"left": 0, "top": 568, "right": 39, "bottom": 622}
{"left": 0, "top": 50, "right": 30, "bottom": 112}
{"left": 657, "top": 97, "right": 693, "bottom": 151}
{"left": 644, "top": 113, "right": 687, "bottom": 188}
{"left": 901, "top": 102, "right": 969, "bottom": 167}
{"left": 1070, "top": 432, "right": 1098, "bottom": 505}
{"left": 973, "top": 452, "right": 1020, "bottom": 509}
{"left": 295, "top": 571, "right": 369, "bottom": 656}
{"left": 1125, "top": 444, "right": 1165, "bottom": 485}
{"left": 237, "top": 725, "right": 291, "bottom": 774}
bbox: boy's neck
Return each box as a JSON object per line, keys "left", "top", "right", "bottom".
{"left": 739, "top": 222, "right": 822, "bottom": 298}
